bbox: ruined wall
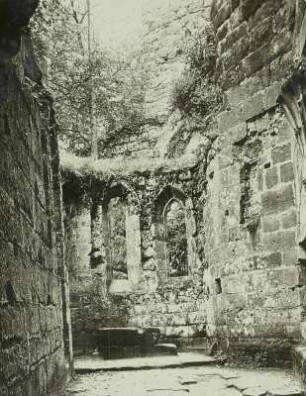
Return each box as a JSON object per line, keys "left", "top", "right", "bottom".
{"left": 202, "top": 0, "right": 303, "bottom": 366}
{"left": 64, "top": 166, "right": 208, "bottom": 352}
{"left": 63, "top": 0, "right": 306, "bottom": 372}
{"left": 0, "top": 5, "right": 72, "bottom": 393}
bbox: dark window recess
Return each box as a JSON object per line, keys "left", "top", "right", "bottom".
{"left": 215, "top": 278, "right": 222, "bottom": 294}
{"left": 90, "top": 248, "right": 103, "bottom": 269}
{"left": 47, "top": 294, "right": 53, "bottom": 305}
{"left": 108, "top": 196, "right": 128, "bottom": 279}
{"left": 5, "top": 281, "right": 17, "bottom": 304}
{"left": 164, "top": 199, "right": 188, "bottom": 277}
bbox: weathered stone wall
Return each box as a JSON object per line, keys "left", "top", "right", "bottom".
{"left": 64, "top": 166, "right": 208, "bottom": 352}
{"left": 0, "top": 14, "right": 72, "bottom": 396}
{"left": 202, "top": 0, "right": 304, "bottom": 366}
{"left": 127, "top": 280, "right": 207, "bottom": 348}
{"left": 211, "top": 0, "right": 295, "bottom": 90}
{"left": 63, "top": 0, "right": 306, "bottom": 375}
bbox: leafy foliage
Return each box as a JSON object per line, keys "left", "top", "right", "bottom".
{"left": 171, "top": 23, "right": 223, "bottom": 119}
{"left": 31, "top": 0, "right": 146, "bottom": 157}
{"left": 109, "top": 197, "right": 128, "bottom": 278}
{"left": 165, "top": 200, "right": 188, "bottom": 277}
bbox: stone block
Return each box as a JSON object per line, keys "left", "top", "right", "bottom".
{"left": 262, "top": 217, "right": 280, "bottom": 233}
{"left": 216, "top": 20, "right": 229, "bottom": 42}
{"left": 250, "top": 1, "right": 283, "bottom": 30}
{"left": 249, "top": 16, "right": 273, "bottom": 52}
{"left": 222, "top": 61, "right": 246, "bottom": 90}
{"left": 281, "top": 209, "right": 297, "bottom": 230}
{"left": 240, "top": 0, "right": 266, "bottom": 20}
{"left": 214, "top": 1, "right": 232, "bottom": 29}
{"left": 282, "top": 248, "right": 298, "bottom": 267}
{"left": 271, "top": 143, "right": 292, "bottom": 164}
{"left": 217, "top": 110, "right": 243, "bottom": 132}
{"left": 168, "top": 313, "right": 189, "bottom": 327}
{"left": 257, "top": 169, "right": 264, "bottom": 191}
{"left": 261, "top": 252, "right": 283, "bottom": 268}
{"left": 276, "top": 122, "right": 291, "bottom": 143}
{"left": 280, "top": 162, "right": 295, "bottom": 183}
{"left": 262, "top": 230, "right": 296, "bottom": 251}
{"left": 262, "top": 81, "right": 283, "bottom": 110}
{"left": 265, "top": 167, "right": 279, "bottom": 189}
{"left": 220, "top": 21, "right": 248, "bottom": 53}
{"left": 240, "top": 91, "right": 267, "bottom": 121}
{"left": 242, "top": 43, "right": 273, "bottom": 78}
{"left": 261, "top": 184, "right": 295, "bottom": 215}
{"left": 221, "top": 36, "right": 250, "bottom": 70}
{"left": 154, "top": 241, "right": 167, "bottom": 260}
{"left": 230, "top": 122, "right": 248, "bottom": 144}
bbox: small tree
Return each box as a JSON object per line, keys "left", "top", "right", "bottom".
{"left": 31, "top": 0, "right": 146, "bottom": 157}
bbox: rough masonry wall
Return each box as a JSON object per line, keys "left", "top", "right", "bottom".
{"left": 202, "top": 0, "right": 303, "bottom": 365}
{"left": 0, "top": 31, "right": 71, "bottom": 395}
{"left": 63, "top": 0, "right": 306, "bottom": 372}
{"left": 64, "top": 166, "right": 208, "bottom": 352}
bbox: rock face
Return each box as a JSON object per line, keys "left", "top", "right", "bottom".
{"left": 0, "top": 7, "right": 72, "bottom": 395}
{"left": 63, "top": 0, "right": 306, "bottom": 381}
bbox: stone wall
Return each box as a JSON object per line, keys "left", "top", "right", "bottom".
{"left": 0, "top": 5, "right": 72, "bottom": 393}
{"left": 63, "top": 0, "right": 306, "bottom": 375}
{"left": 211, "top": 0, "right": 295, "bottom": 90}
{"left": 202, "top": 0, "right": 304, "bottom": 366}
{"left": 64, "top": 166, "right": 208, "bottom": 353}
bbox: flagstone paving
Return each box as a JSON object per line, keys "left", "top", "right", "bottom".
{"left": 63, "top": 365, "right": 305, "bottom": 396}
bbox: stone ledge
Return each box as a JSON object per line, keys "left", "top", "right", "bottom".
{"left": 74, "top": 352, "right": 218, "bottom": 373}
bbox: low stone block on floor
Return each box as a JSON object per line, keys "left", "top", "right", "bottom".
{"left": 146, "top": 343, "right": 178, "bottom": 356}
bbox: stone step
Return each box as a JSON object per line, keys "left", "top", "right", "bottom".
{"left": 74, "top": 352, "right": 218, "bottom": 374}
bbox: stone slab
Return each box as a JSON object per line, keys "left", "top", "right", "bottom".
{"left": 74, "top": 353, "right": 217, "bottom": 373}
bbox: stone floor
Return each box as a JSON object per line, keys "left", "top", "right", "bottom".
{"left": 63, "top": 365, "right": 304, "bottom": 396}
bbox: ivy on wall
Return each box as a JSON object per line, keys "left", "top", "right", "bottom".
{"left": 171, "top": 23, "right": 223, "bottom": 119}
